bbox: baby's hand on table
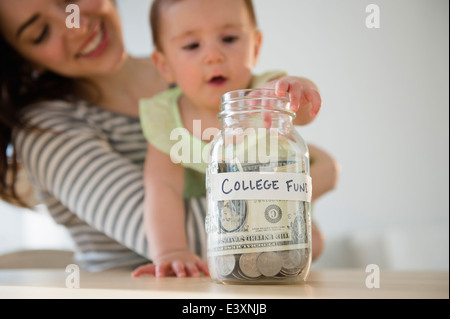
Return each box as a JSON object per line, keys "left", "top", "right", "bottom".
{"left": 131, "top": 250, "right": 209, "bottom": 278}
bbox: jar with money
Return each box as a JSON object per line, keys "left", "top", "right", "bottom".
{"left": 205, "top": 89, "right": 312, "bottom": 284}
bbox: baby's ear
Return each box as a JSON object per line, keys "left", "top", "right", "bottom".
{"left": 152, "top": 50, "right": 175, "bottom": 83}
{"left": 252, "top": 30, "right": 263, "bottom": 65}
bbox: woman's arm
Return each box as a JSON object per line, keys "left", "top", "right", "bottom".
{"left": 14, "top": 103, "right": 150, "bottom": 258}
{"left": 309, "top": 144, "right": 340, "bottom": 202}
{"left": 308, "top": 144, "right": 340, "bottom": 261}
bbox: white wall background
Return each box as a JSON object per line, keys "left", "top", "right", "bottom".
{"left": 115, "top": 0, "right": 449, "bottom": 270}
{"left": 1, "top": 0, "right": 448, "bottom": 271}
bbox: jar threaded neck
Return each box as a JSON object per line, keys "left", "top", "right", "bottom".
{"left": 218, "top": 89, "right": 295, "bottom": 120}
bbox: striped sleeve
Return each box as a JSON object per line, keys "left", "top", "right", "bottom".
{"left": 14, "top": 102, "right": 149, "bottom": 259}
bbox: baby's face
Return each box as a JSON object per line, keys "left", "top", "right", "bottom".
{"left": 154, "top": 0, "right": 261, "bottom": 110}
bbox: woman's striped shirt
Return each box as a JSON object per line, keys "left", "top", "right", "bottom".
{"left": 13, "top": 100, "right": 207, "bottom": 272}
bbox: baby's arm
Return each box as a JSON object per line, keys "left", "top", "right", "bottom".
{"left": 134, "top": 144, "right": 209, "bottom": 277}
{"left": 259, "top": 76, "right": 322, "bottom": 126}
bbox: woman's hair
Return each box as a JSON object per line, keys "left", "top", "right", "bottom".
{"left": 0, "top": 32, "right": 76, "bottom": 206}
{"left": 150, "top": 0, "right": 258, "bottom": 51}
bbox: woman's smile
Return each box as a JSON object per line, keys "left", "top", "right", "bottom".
{"left": 76, "top": 22, "right": 109, "bottom": 59}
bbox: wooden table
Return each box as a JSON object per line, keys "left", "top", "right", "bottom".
{"left": 0, "top": 268, "right": 447, "bottom": 300}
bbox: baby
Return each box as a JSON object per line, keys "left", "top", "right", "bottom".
{"left": 136, "top": 0, "right": 322, "bottom": 277}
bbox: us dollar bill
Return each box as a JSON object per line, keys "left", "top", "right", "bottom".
{"left": 208, "top": 158, "right": 310, "bottom": 254}
{"left": 217, "top": 159, "right": 304, "bottom": 174}
{"left": 207, "top": 158, "right": 311, "bottom": 281}
{"left": 208, "top": 199, "right": 309, "bottom": 256}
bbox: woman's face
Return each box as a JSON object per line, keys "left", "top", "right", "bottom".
{"left": 0, "top": 0, "right": 127, "bottom": 78}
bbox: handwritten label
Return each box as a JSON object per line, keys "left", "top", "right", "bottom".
{"left": 210, "top": 172, "right": 312, "bottom": 202}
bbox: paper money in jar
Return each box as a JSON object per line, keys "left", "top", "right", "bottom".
{"left": 205, "top": 162, "right": 312, "bottom": 284}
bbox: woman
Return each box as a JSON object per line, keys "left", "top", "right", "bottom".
{"left": 0, "top": 0, "right": 335, "bottom": 272}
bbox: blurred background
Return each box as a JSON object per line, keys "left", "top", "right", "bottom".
{"left": 1, "top": 0, "right": 448, "bottom": 271}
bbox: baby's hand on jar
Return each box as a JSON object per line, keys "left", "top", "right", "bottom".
{"left": 274, "top": 76, "right": 321, "bottom": 119}
{"left": 260, "top": 76, "right": 322, "bottom": 127}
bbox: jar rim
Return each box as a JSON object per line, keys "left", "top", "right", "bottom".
{"left": 219, "top": 88, "right": 295, "bottom": 120}
{"left": 221, "top": 88, "right": 289, "bottom": 103}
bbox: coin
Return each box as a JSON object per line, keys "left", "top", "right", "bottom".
{"left": 256, "top": 251, "right": 282, "bottom": 277}
{"left": 239, "top": 253, "right": 262, "bottom": 278}
{"left": 215, "top": 255, "right": 236, "bottom": 277}
{"left": 279, "top": 249, "right": 303, "bottom": 270}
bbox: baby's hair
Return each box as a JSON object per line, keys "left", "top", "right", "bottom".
{"left": 150, "top": 0, "right": 257, "bottom": 51}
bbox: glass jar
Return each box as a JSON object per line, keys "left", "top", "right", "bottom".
{"left": 205, "top": 89, "right": 312, "bottom": 284}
